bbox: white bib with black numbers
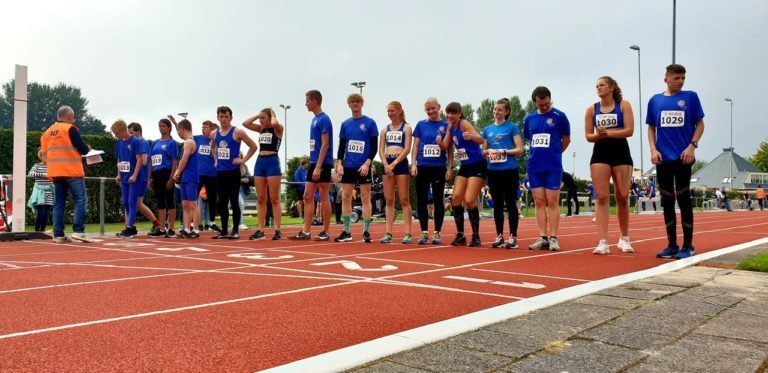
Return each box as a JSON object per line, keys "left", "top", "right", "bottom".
{"left": 456, "top": 148, "right": 468, "bottom": 161}
{"left": 386, "top": 131, "right": 402, "bottom": 143}
{"left": 118, "top": 161, "right": 130, "bottom": 173}
{"left": 595, "top": 113, "right": 618, "bottom": 128}
{"left": 348, "top": 140, "right": 365, "bottom": 154}
{"left": 422, "top": 144, "right": 440, "bottom": 158}
{"left": 198, "top": 145, "right": 211, "bottom": 156}
{"left": 531, "top": 133, "right": 551, "bottom": 148}
{"left": 217, "top": 147, "right": 230, "bottom": 160}
{"left": 489, "top": 150, "right": 508, "bottom": 163}
{"left": 151, "top": 154, "right": 162, "bottom": 167}
{"left": 660, "top": 110, "right": 685, "bottom": 127}
{"left": 309, "top": 139, "right": 315, "bottom": 152}
{"left": 259, "top": 133, "right": 273, "bottom": 144}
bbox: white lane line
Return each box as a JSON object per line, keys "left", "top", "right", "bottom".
{"left": 372, "top": 278, "right": 521, "bottom": 300}
{"left": 0, "top": 279, "right": 366, "bottom": 341}
{"left": 0, "top": 249, "right": 100, "bottom": 258}
{"left": 355, "top": 256, "right": 445, "bottom": 267}
{"left": 0, "top": 262, "right": 22, "bottom": 269}
{"left": 264, "top": 236, "right": 768, "bottom": 373}
{"left": 472, "top": 268, "right": 591, "bottom": 282}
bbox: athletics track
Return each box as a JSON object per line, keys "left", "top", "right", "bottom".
{"left": 0, "top": 210, "right": 766, "bottom": 371}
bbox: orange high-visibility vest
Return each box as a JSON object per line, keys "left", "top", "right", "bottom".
{"left": 41, "top": 122, "right": 85, "bottom": 178}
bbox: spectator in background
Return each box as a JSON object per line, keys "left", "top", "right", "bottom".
{"left": 27, "top": 149, "right": 53, "bottom": 232}
{"left": 293, "top": 159, "right": 308, "bottom": 218}
{"left": 561, "top": 172, "right": 579, "bottom": 216}
{"left": 756, "top": 185, "right": 765, "bottom": 211}
{"left": 720, "top": 187, "right": 732, "bottom": 211}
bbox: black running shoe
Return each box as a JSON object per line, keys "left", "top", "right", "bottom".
{"left": 316, "top": 231, "right": 330, "bottom": 241}
{"left": 291, "top": 231, "right": 311, "bottom": 240}
{"left": 117, "top": 226, "right": 138, "bottom": 238}
{"left": 334, "top": 231, "right": 352, "bottom": 242}
{"left": 166, "top": 229, "right": 177, "bottom": 238}
{"left": 249, "top": 230, "right": 266, "bottom": 240}
{"left": 491, "top": 235, "right": 505, "bottom": 248}
{"left": 451, "top": 233, "right": 467, "bottom": 246}
{"left": 272, "top": 230, "right": 282, "bottom": 240}
{"left": 188, "top": 231, "right": 200, "bottom": 239}
{"left": 148, "top": 226, "right": 165, "bottom": 237}
{"left": 228, "top": 232, "right": 240, "bottom": 239}
{"left": 469, "top": 235, "right": 482, "bottom": 247}
{"left": 210, "top": 224, "right": 221, "bottom": 232}
{"left": 363, "top": 231, "right": 372, "bottom": 243}
{"left": 212, "top": 232, "right": 228, "bottom": 239}
{"left": 176, "top": 230, "right": 190, "bottom": 239}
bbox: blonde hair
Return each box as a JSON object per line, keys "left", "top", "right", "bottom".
{"left": 347, "top": 93, "right": 364, "bottom": 103}
{"left": 111, "top": 119, "right": 128, "bottom": 132}
{"left": 424, "top": 97, "right": 440, "bottom": 107}
{"left": 387, "top": 101, "right": 407, "bottom": 124}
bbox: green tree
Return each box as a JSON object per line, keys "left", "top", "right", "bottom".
{"left": 475, "top": 98, "right": 495, "bottom": 131}
{"left": 747, "top": 140, "right": 768, "bottom": 172}
{"left": 692, "top": 158, "right": 709, "bottom": 174}
{"left": 461, "top": 103, "right": 474, "bottom": 124}
{"left": 516, "top": 98, "right": 537, "bottom": 175}
{"left": 508, "top": 96, "right": 527, "bottom": 125}
{"left": 0, "top": 80, "right": 107, "bottom": 134}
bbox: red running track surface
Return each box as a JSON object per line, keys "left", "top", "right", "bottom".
{"left": 0, "top": 210, "right": 766, "bottom": 371}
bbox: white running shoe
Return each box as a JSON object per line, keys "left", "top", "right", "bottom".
{"left": 618, "top": 236, "right": 635, "bottom": 253}
{"left": 548, "top": 237, "right": 560, "bottom": 251}
{"left": 528, "top": 237, "right": 549, "bottom": 250}
{"left": 593, "top": 239, "right": 610, "bottom": 255}
{"left": 70, "top": 233, "right": 96, "bottom": 243}
{"left": 238, "top": 224, "right": 249, "bottom": 231}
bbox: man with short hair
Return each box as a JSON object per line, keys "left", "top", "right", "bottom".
{"left": 149, "top": 119, "right": 179, "bottom": 237}
{"left": 113, "top": 119, "right": 145, "bottom": 237}
{"left": 40, "top": 105, "right": 93, "bottom": 243}
{"left": 335, "top": 93, "right": 378, "bottom": 243}
{"left": 195, "top": 120, "right": 220, "bottom": 231}
{"left": 210, "top": 106, "right": 258, "bottom": 239}
{"left": 292, "top": 90, "right": 333, "bottom": 240}
{"left": 173, "top": 119, "right": 200, "bottom": 238}
{"left": 127, "top": 123, "right": 163, "bottom": 232}
{"left": 648, "top": 64, "right": 705, "bottom": 260}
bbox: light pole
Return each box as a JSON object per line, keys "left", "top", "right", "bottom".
{"left": 178, "top": 112, "right": 188, "bottom": 119}
{"left": 630, "top": 44, "right": 644, "bottom": 180}
{"left": 672, "top": 0, "right": 677, "bottom": 63}
{"left": 572, "top": 151, "right": 576, "bottom": 177}
{"left": 351, "top": 81, "right": 366, "bottom": 95}
{"left": 279, "top": 104, "right": 291, "bottom": 173}
{"left": 725, "top": 98, "right": 734, "bottom": 191}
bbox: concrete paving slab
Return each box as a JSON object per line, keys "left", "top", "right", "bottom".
{"left": 353, "top": 361, "right": 432, "bottom": 373}
{"left": 609, "top": 313, "right": 701, "bottom": 337}
{"left": 503, "top": 340, "right": 645, "bottom": 373}
{"left": 523, "top": 302, "right": 627, "bottom": 330}
{"left": 457, "top": 323, "right": 579, "bottom": 359}
{"left": 574, "top": 294, "right": 649, "bottom": 310}
{"left": 578, "top": 324, "right": 676, "bottom": 351}
{"left": 597, "top": 287, "right": 673, "bottom": 301}
{"left": 695, "top": 308, "right": 768, "bottom": 343}
{"left": 640, "top": 334, "right": 768, "bottom": 373}
{"left": 387, "top": 342, "right": 512, "bottom": 372}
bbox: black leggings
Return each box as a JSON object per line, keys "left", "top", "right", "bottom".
{"left": 565, "top": 188, "right": 578, "bottom": 215}
{"left": 487, "top": 169, "right": 519, "bottom": 237}
{"left": 152, "top": 168, "right": 176, "bottom": 209}
{"left": 34, "top": 204, "right": 51, "bottom": 232}
{"left": 198, "top": 175, "right": 218, "bottom": 222}
{"left": 217, "top": 169, "right": 242, "bottom": 234}
{"left": 416, "top": 166, "right": 446, "bottom": 232}
{"left": 656, "top": 160, "right": 694, "bottom": 248}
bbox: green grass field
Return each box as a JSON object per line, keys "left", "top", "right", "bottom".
{"left": 736, "top": 253, "right": 768, "bottom": 273}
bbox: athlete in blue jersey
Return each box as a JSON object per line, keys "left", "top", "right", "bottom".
{"left": 583, "top": 77, "right": 636, "bottom": 255}
{"left": 194, "top": 120, "right": 219, "bottom": 231}
{"left": 523, "top": 86, "right": 571, "bottom": 251}
{"left": 411, "top": 97, "right": 452, "bottom": 245}
{"left": 243, "top": 108, "right": 284, "bottom": 241}
{"left": 172, "top": 119, "right": 200, "bottom": 239}
{"left": 149, "top": 118, "right": 179, "bottom": 237}
{"left": 647, "top": 64, "right": 705, "bottom": 260}
{"left": 125, "top": 122, "right": 162, "bottom": 234}
{"left": 378, "top": 101, "right": 413, "bottom": 244}
{"left": 112, "top": 119, "right": 145, "bottom": 238}
{"left": 293, "top": 90, "right": 334, "bottom": 241}
{"left": 482, "top": 98, "right": 524, "bottom": 249}
{"left": 210, "top": 106, "right": 258, "bottom": 239}
{"left": 445, "top": 102, "right": 485, "bottom": 247}
{"left": 334, "top": 94, "right": 379, "bottom": 243}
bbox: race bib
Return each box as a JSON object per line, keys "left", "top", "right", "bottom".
{"left": 595, "top": 113, "right": 618, "bottom": 128}
{"left": 151, "top": 154, "right": 162, "bottom": 166}
{"left": 531, "top": 133, "right": 551, "bottom": 148}
{"left": 660, "top": 110, "right": 685, "bottom": 127}
{"left": 422, "top": 144, "right": 440, "bottom": 158}
{"left": 309, "top": 139, "right": 316, "bottom": 152}
{"left": 217, "top": 147, "right": 230, "bottom": 160}
{"left": 198, "top": 145, "right": 211, "bottom": 156}
{"left": 118, "top": 161, "right": 130, "bottom": 173}
{"left": 348, "top": 140, "right": 365, "bottom": 154}
{"left": 456, "top": 148, "right": 468, "bottom": 161}
{"left": 489, "top": 150, "right": 508, "bottom": 163}
{"left": 259, "top": 133, "right": 273, "bottom": 144}
{"left": 386, "top": 131, "right": 402, "bottom": 144}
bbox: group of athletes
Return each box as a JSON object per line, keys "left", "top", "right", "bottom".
{"left": 112, "top": 63, "right": 704, "bottom": 259}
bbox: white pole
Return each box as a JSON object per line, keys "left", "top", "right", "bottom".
{"left": 12, "top": 65, "right": 28, "bottom": 232}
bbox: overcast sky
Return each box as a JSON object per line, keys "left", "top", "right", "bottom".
{"left": 3, "top": 0, "right": 767, "bottom": 179}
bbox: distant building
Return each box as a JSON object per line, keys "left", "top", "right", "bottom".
{"left": 690, "top": 148, "right": 768, "bottom": 191}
